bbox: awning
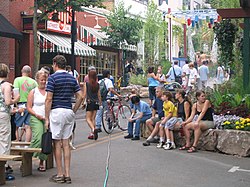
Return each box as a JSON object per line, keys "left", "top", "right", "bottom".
{"left": 80, "top": 25, "right": 108, "bottom": 46}
{"left": 79, "top": 25, "right": 137, "bottom": 51}
{"left": 0, "top": 14, "right": 23, "bottom": 40}
{"left": 38, "top": 31, "right": 96, "bottom": 56}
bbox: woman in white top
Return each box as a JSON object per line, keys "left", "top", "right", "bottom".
{"left": 27, "top": 70, "right": 48, "bottom": 172}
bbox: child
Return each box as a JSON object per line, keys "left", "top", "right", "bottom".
{"left": 156, "top": 91, "right": 177, "bottom": 148}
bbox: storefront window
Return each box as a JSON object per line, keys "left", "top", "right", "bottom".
{"left": 80, "top": 50, "right": 118, "bottom": 82}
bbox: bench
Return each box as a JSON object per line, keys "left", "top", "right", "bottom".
{"left": 0, "top": 155, "right": 22, "bottom": 185}
{"left": 11, "top": 142, "right": 54, "bottom": 174}
{"left": 11, "top": 147, "right": 54, "bottom": 177}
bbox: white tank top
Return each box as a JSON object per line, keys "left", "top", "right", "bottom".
{"left": 32, "top": 87, "right": 46, "bottom": 117}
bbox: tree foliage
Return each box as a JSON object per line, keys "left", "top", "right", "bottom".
{"left": 208, "top": 0, "right": 240, "bottom": 8}
{"left": 213, "top": 19, "right": 238, "bottom": 67}
{"left": 102, "top": 2, "right": 143, "bottom": 48}
{"left": 143, "top": 1, "right": 165, "bottom": 65}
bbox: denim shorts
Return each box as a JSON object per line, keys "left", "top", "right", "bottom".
{"left": 149, "top": 86, "right": 156, "bottom": 100}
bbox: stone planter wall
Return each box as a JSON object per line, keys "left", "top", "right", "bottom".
{"left": 177, "top": 129, "right": 250, "bottom": 157}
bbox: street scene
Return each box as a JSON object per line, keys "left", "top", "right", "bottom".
{"left": 1, "top": 0, "right": 250, "bottom": 187}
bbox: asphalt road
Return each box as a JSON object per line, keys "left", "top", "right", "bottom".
{"left": 6, "top": 108, "right": 250, "bottom": 187}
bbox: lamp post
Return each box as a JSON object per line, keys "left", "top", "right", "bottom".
{"left": 71, "top": 7, "right": 77, "bottom": 70}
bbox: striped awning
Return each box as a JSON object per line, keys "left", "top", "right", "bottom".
{"left": 38, "top": 31, "right": 96, "bottom": 56}
{"left": 80, "top": 25, "right": 108, "bottom": 46}
{"left": 79, "top": 25, "right": 137, "bottom": 51}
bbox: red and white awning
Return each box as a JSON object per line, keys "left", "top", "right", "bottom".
{"left": 38, "top": 31, "right": 96, "bottom": 56}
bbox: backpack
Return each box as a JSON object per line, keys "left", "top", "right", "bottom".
{"left": 173, "top": 67, "right": 182, "bottom": 85}
{"left": 99, "top": 79, "right": 108, "bottom": 100}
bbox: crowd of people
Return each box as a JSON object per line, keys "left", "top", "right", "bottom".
{"left": 0, "top": 54, "right": 218, "bottom": 184}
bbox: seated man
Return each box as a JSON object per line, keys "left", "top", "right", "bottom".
{"left": 142, "top": 86, "right": 164, "bottom": 146}
{"left": 124, "top": 96, "right": 152, "bottom": 140}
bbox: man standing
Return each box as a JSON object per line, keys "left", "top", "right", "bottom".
{"left": 198, "top": 60, "right": 209, "bottom": 89}
{"left": 96, "top": 70, "right": 121, "bottom": 132}
{"left": 166, "top": 61, "right": 182, "bottom": 83}
{"left": 13, "top": 65, "right": 37, "bottom": 142}
{"left": 45, "top": 55, "right": 83, "bottom": 184}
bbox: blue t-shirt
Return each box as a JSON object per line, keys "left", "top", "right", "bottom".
{"left": 152, "top": 98, "right": 164, "bottom": 119}
{"left": 46, "top": 70, "right": 81, "bottom": 109}
{"left": 132, "top": 100, "right": 152, "bottom": 116}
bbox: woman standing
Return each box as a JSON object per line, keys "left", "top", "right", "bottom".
{"left": 180, "top": 90, "right": 214, "bottom": 153}
{"left": 0, "top": 64, "right": 19, "bottom": 180}
{"left": 27, "top": 70, "right": 48, "bottom": 171}
{"left": 187, "top": 62, "right": 198, "bottom": 92}
{"left": 147, "top": 66, "right": 159, "bottom": 107}
{"left": 82, "top": 70, "right": 101, "bottom": 140}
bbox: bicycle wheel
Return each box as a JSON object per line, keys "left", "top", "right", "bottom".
{"left": 102, "top": 109, "right": 115, "bottom": 134}
{"left": 116, "top": 105, "right": 132, "bottom": 131}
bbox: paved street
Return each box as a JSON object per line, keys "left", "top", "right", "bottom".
{"left": 6, "top": 108, "right": 250, "bottom": 187}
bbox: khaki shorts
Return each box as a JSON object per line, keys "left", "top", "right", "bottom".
{"left": 201, "top": 120, "right": 215, "bottom": 130}
{"left": 50, "top": 108, "right": 75, "bottom": 140}
{"left": 151, "top": 117, "right": 162, "bottom": 126}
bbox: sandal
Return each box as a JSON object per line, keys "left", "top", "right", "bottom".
{"left": 179, "top": 145, "right": 190, "bottom": 150}
{"left": 37, "top": 166, "right": 46, "bottom": 172}
{"left": 187, "top": 146, "right": 197, "bottom": 153}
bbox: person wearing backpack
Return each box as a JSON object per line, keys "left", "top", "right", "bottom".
{"left": 95, "top": 70, "right": 121, "bottom": 132}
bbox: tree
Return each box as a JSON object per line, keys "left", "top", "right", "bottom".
{"left": 143, "top": 1, "right": 165, "bottom": 65}
{"left": 101, "top": 2, "right": 143, "bottom": 48}
{"left": 32, "top": 0, "right": 104, "bottom": 74}
{"left": 208, "top": 0, "right": 240, "bottom": 8}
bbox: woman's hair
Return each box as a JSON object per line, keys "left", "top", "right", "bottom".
{"left": 176, "top": 89, "right": 192, "bottom": 105}
{"left": 35, "top": 70, "right": 48, "bottom": 81}
{"left": 195, "top": 90, "right": 205, "bottom": 99}
{"left": 88, "top": 70, "right": 98, "bottom": 93}
{"left": 188, "top": 62, "right": 194, "bottom": 68}
{"left": 0, "top": 63, "right": 10, "bottom": 78}
{"left": 147, "top": 66, "right": 154, "bottom": 74}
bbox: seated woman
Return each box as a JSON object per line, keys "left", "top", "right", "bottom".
{"left": 162, "top": 89, "right": 191, "bottom": 150}
{"left": 180, "top": 90, "right": 214, "bottom": 153}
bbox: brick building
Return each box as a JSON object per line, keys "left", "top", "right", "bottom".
{"left": 0, "top": 0, "right": 137, "bottom": 83}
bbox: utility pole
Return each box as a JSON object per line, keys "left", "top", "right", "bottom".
{"left": 71, "top": 7, "right": 77, "bottom": 70}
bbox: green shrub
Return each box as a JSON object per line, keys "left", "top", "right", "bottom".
{"left": 129, "top": 74, "right": 148, "bottom": 86}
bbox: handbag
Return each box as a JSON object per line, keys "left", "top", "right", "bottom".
{"left": 41, "top": 129, "right": 53, "bottom": 155}
{"left": 173, "top": 66, "right": 182, "bottom": 84}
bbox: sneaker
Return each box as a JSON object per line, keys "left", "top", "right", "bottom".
{"left": 147, "top": 138, "right": 159, "bottom": 143}
{"left": 171, "top": 142, "right": 176, "bottom": 149}
{"left": 156, "top": 142, "right": 165, "bottom": 148}
{"left": 142, "top": 141, "right": 150, "bottom": 146}
{"left": 163, "top": 142, "right": 172, "bottom": 150}
{"left": 131, "top": 136, "right": 140, "bottom": 141}
{"left": 5, "top": 174, "right": 15, "bottom": 181}
{"left": 88, "top": 133, "right": 94, "bottom": 140}
{"left": 124, "top": 134, "right": 133, "bottom": 139}
{"left": 49, "top": 175, "right": 65, "bottom": 183}
{"left": 65, "top": 177, "right": 72, "bottom": 184}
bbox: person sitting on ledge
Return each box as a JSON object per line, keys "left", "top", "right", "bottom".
{"left": 180, "top": 90, "right": 214, "bottom": 153}
{"left": 124, "top": 96, "right": 152, "bottom": 140}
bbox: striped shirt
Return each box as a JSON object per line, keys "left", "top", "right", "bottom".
{"left": 46, "top": 70, "right": 80, "bottom": 110}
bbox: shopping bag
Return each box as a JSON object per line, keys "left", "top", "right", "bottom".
{"left": 41, "top": 130, "right": 52, "bottom": 154}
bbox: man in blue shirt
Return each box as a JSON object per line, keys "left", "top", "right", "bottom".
{"left": 124, "top": 96, "right": 152, "bottom": 140}
{"left": 143, "top": 86, "right": 164, "bottom": 146}
{"left": 166, "top": 61, "right": 183, "bottom": 82}
{"left": 45, "top": 55, "right": 83, "bottom": 184}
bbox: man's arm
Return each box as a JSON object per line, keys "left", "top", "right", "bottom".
{"left": 45, "top": 92, "right": 53, "bottom": 129}
{"left": 73, "top": 90, "right": 83, "bottom": 113}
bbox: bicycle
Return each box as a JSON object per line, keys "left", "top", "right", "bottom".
{"left": 102, "top": 96, "right": 132, "bottom": 134}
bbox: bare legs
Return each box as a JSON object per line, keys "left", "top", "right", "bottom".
{"left": 86, "top": 111, "right": 97, "bottom": 132}
{"left": 53, "top": 139, "right": 71, "bottom": 177}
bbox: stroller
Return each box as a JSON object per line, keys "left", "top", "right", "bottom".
{"left": 163, "top": 82, "right": 182, "bottom": 96}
